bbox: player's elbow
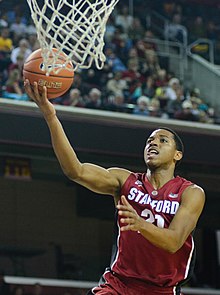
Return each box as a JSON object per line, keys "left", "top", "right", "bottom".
{"left": 164, "top": 238, "right": 183, "bottom": 254}
{"left": 166, "top": 244, "right": 180, "bottom": 254}
{"left": 63, "top": 169, "right": 77, "bottom": 180}
{"left": 62, "top": 164, "right": 82, "bottom": 181}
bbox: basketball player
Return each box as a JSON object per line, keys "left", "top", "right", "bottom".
{"left": 24, "top": 81, "right": 205, "bottom": 295}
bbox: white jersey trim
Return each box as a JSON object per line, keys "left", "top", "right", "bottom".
{"left": 110, "top": 217, "right": 121, "bottom": 269}
{"left": 184, "top": 236, "right": 194, "bottom": 279}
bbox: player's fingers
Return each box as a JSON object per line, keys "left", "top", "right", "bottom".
{"left": 120, "top": 217, "right": 134, "bottom": 224}
{"left": 121, "top": 195, "right": 133, "bottom": 208}
{"left": 118, "top": 210, "right": 134, "bottom": 218}
{"left": 33, "top": 82, "right": 41, "bottom": 98}
{"left": 117, "top": 204, "right": 127, "bottom": 210}
{"left": 42, "top": 86, "right": 48, "bottom": 100}
{"left": 120, "top": 224, "right": 134, "bottom": 232}
{"left": 117, "top": 198, "right": 132, "bottom": 210}
{"left": 117, "top": 204, "right": 135, "bottom": 214}
{"left": 24, "top": 79, "right": 34, "bottom": 98}
{"left": 120, "top": 226, "right": 129, "bottom": 231}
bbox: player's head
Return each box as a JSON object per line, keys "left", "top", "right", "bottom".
{"left": 144, "top": 127, "right": 184, "bottom": 169}
{"left": 159, "top": 127, "right": 184, "bottom": 158}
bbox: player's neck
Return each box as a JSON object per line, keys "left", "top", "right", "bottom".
{"left": 146, "top": 169, "right": 175, "bottom": 190}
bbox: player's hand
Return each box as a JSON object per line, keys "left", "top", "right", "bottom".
{"left": 117, "top": 195, "right": 143, "bottom": 232}
{"left": 24, "top": 80, "right": 56, "bottom": 118}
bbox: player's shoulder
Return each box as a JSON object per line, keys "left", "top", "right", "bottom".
{"left": 182, "top": 183, "right": 206, "bottom": 203}
{"left": 176, "top": 176, "right": 203, "bottom": 191}
{"left": 108, "top": 167, "right": 132, "bottom": 184}
{"left": 176, "top": 175, "right": 205, "bottom": 199}
{"left": 185, "top": 182, "right": 205, "bottom": 193}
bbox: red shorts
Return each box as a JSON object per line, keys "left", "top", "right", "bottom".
{"left": 88, "top": 271, "right": 182, "bottom": 295}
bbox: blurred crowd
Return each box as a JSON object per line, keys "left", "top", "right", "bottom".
{"left": 0, "top": 0, "right": 219, "bottom": 124}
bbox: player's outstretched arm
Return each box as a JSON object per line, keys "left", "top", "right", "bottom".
{"left": 117, "top": 185, "right": 205, "bottom": 253}
{"left": 24, "top": 80, "right": 131, "bottom": 197}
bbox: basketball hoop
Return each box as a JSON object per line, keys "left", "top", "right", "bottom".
{"left": 26, "top": 0, "right": 119, "bottom": 74}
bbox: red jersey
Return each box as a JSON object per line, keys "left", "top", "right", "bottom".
{"left": 110, "top": 173, "right": 194, "bottom": 288}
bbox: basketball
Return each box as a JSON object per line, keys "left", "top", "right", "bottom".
{"left": 23, "top": 48, "right": 74, "bottom": 99}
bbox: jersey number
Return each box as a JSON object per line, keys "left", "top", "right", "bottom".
{"left": 141, "top": 208, "right": 165, "bottom": 228}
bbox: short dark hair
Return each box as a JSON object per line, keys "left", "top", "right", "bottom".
{"left": 157, "top": 127, "right": 184, "bottom": 166}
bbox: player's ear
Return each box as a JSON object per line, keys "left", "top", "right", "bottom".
{"left": 174, "top": 150, "right": 183, "bottom": 162}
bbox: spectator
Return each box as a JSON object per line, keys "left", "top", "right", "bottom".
{"left": 64, "top": 88, "right": 85, "bottom": 107}
{"left": 110, "top": 26, "right": 132, "bottom": 63}
{"left": 10, "top": 38, "right": 32, "bottom": 64}
{"left": 0, "top": 13, "right": 9, "bottom": 28}
{"left": 0, "top": 27, "right": 13, "bottom": 52}
{"left": 115, "top": 5, "right": 133, "bottom": 34}
{"left": 206, "top": 20, "right": 218, "bottom": 43}
{"left": 144, "top": 49, "right": 161, "bottom": 78}
{"left": 70, "top": 72, "right": 86, "bottom": 96}
{"left": 5, "top": 68, "right": 22, "bottom": 93}
{"left": 174, "top": 100, "right": 198, "bottom": 122}
{"left": 81, "top": 67, "right": 102, "bottom": 89}
{"left": 85, "top": 88, "right": 102, "bottom": 110}
{"left": 3, "top": 68, "right": 28, "bottom": 100}
{"left": 8, "top": 53, "right": 25, "bottom": 77}
{"left": 165, "top": 77, "right": 180, "bottom": 101}
{"left": 135, "top": 39, "right": 148, "bottom": 60}
{"left": 121, "top": 59, "right": 142, "bottom": 86}
{"left": 105, "top": 47, "right": 127, "bottom": 73}
{"left": 162, "top": 1, "right": 177, "bottom": 20}
{"left": 155, "top": 69, "right": 168, "bottom": 88}
{"left": 190, "top": 97, "right": 202, "bottom": 118}
{"left": 25, "top": 19, "right": 37, "bottom": 36}
{"left": 6, "top": 4, "right": 27, "bottom": 25}
{"left": 133, "top": 95, "right": 150, "bottom": 116}
{"left": 190, "top": 97, "right": 213, "bottom": 123}
{"left": 189, "top": 16, "right": 207, "bottom": 42}
{"left": 167, "top": 87, "right": 184, "bottom": 118}
{"left": 129, "top": 79, "right": 143, "bottom": 103}
{"left": 164, "top": 13, "right": 186, "bottom": 43}
{"left": 105, "top": 15, "right": 116, "bottom": 43}
{"left": 104, "top": 91, "right": 126, "bottom": 112}
{"left": 127, "top": 46, "right": 139, "bottom": 61}
{"left": 128, "top": 17, "right": 145, "bottom": 42}
{"left": 10, "top": 16, "right": 27, "bottom": 44}
{"left": 154, "top": 86, "right": 169, "bottom": 112}
{"left": 106, "top": 71, "right": 127, "bottom": 98}
{"left": 0, "top": 26, "right": 13, "bottom": 72}
{"left": 148, "top": 97, "right": 162, "bottom": 117}
{"left": 190, "top": 87, "right": 201, "bottom": 99}
{"left": 25, "top": 30, "right": 40, "bottom": 52}
{"left": 143, "top": 30, "right": 158, "bottom": 51}
{"left": 142, "top": 76, "right": 155, "bottom": 98}
{"left": 127, "top": 47, "right": 144, "bottom": 72}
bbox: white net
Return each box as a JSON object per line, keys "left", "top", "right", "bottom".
{"left": 26, "top": 0, "right": 119, "bottom": 73}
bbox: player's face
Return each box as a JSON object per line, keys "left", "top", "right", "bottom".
{"left": 144, "top": 129, "right": 182, "bottom": 169}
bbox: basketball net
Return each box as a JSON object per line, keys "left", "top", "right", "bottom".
{"left": 26, "top": 0, "right": 119, "bottom": 74}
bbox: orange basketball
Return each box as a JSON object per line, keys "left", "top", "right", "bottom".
{"left": 23, "top": 48, "right": 74, "bottom": 99}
